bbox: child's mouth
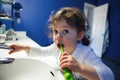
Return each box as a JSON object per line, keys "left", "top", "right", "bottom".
{"left": 57, "top": 44, "right": 64, "bottom": 49}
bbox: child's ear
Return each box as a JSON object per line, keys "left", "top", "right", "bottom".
{"left": 77, "top": 31, "right": 85, "bottom": 41}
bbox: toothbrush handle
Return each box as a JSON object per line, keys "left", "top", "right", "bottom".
{"left": 63, "top": 68, "right": 74, "bottom": 80}
{"left": 60, "top": 45, "right": 74, "bottom": 80}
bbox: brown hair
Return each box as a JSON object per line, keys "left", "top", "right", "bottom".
{"left": 47, "top": 7, "right": 90, "bottom": 46}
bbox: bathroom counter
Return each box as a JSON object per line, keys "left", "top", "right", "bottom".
{"left": 0, "top": 31, "right": 40, "bottom": 58}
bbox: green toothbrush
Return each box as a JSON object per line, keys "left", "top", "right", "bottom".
{"left": 60, "top": 44, "right": 74, "bottom": 80}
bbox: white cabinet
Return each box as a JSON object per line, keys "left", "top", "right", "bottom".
{"left": 84, "top": 2, "right": 109, "bottom": 57}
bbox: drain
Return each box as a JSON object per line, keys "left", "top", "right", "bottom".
{"left": 50, "top": 71, "right": 54, "bottom": 77}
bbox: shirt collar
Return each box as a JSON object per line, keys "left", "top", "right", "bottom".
{"left": 72, "top": 43, "right": 82, "bottom": 60}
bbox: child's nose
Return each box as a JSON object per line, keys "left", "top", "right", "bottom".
{"left": 56, "top": 33, "right": 63, "bottom": 42}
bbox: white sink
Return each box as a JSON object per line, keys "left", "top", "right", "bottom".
{"left": 0, "top": 57, "right": 64, "bottom": 80}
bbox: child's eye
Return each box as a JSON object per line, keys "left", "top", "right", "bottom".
{"left": 53, "top": 30, "right": 58, "bottom": 35}
{"left": 63, "top": 30, "right": 69, "bottom": 34}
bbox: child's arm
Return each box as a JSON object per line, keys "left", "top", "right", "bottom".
{"left": 8, "top": 43, "right": 55, "bottom": 57}
{"left": 8, "top": 43, "right": 30, "bottom": 54}
{"left": 77, "top": 63, "right": 100, "bottom": 80}
{"left": 60, "top": 53, "right": 100, "bottom": 80}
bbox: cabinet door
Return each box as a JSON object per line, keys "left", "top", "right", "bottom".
{"left": 84, "top": 3, "right": 109, "bottom": 57}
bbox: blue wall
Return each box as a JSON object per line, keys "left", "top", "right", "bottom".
{"left": 13, "top": 0, "right": 84, "bottom": 46}
{"left": 1, "top": 0, "right": 120, "bottom": 60}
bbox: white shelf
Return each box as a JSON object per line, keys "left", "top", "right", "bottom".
{"left": 0, "top": 0, "right": 13, "bottom": 5}
{"left": 0, "top": 17, "right": 13, "bottom": 20}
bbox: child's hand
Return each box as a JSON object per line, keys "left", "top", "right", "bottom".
{"left": 59, "top": 52, "right": 81, "bottom": 73}
{"left": 8, "top": 43, "right": 30, "bottom": 54}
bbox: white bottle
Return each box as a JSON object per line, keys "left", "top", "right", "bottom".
{"left": 0, "top": 24, "right": 6, "bottom": 34}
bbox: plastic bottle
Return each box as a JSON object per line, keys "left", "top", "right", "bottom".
{"left": 0, "top": 24, "right": 6, "bottom": 34}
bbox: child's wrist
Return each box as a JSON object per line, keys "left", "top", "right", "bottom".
{"left": 23, "top": 46, "right": 30, "bottom": 53}
{"left": 77, "top": 63, "right": 83, "bottom": 73}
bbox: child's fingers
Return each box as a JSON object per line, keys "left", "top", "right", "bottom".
{"left": 8, "top": 45, "right": 17, "bottom": 54}
{"left": 8, "top": 49, "right": 14, "bottom": 54}
{"left": 59, "top": 53, "right": 73, "bottom": 69}
{"left": 59, "top": 52, "right": 69, "bottom": 62}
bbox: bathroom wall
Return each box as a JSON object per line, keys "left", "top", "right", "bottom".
{"left": 7, "top": 0, "right": 84, "bottom": 46}
{"left": 1, "top": 0, "right": 120, "bottom": 60}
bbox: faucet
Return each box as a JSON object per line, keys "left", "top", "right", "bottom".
{"left": 0, "top": 58, "right": 15, "bottom": 64}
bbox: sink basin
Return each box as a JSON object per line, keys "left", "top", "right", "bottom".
{"left": 0, "top": 57, "right": 64, "bottom": 80}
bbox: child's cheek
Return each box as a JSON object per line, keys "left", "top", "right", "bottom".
{"left": 53, "top": 36, "right": 56, "bottom": 41}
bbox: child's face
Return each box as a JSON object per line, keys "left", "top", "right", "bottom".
{"left": 52, "top": 19, "right": 83, "bottom": 54}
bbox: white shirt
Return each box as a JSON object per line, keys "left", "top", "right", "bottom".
{"left": 28, "top": 43, "right": 114, "bottom": 80}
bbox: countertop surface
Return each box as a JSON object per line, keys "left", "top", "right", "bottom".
{"left": 0, "top": 31, "right": 40, "bottom": 58}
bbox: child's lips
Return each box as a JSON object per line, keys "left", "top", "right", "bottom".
{"left": 57, "top": 44, "right": 64, "bottom": 49}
